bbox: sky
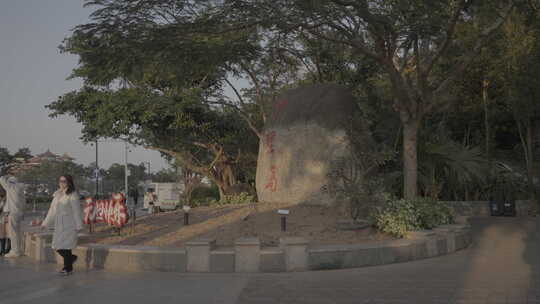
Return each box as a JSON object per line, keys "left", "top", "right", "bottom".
{"left": 0, "top": 1, "right": 169, "bottom": 172}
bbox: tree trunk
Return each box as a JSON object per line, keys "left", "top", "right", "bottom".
{"left": 403, "top": 121, "right": 419, "bottom": 199}
{"left": 516, "top": 116, "right": 535, "bottom": 200}
{"left": 482, "top": 78, "right": 491, "bottom": 175}
{"left": 154, "top": 146, "right": 242, "bottom": 202}
{"left": 526, "top": 118, "right": 535, "bottom": 199}
{"left": 211, "top": 161, "right": 238, "bottom": 200}
{"left": 181, "top": 169, "right": 201, "bottom": 205}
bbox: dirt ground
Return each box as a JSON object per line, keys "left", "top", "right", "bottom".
{"left": 82, "top": 202, "right": 395, "bottom": 248}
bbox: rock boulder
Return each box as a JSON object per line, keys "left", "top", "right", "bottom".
{"left": 255, "top": 83, "right": 357, "bottom": 205}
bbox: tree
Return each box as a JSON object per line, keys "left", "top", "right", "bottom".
{"left": 103, "top": 163, "right": 127, "bottom": 193}
{"left": 0, "top": 147, "right": 12, "bottom": 176}
{"left": 48, "top": 0, "right": 539, "bottom": 201}
{"left": 151, "top": 167, "right": 179, "bottom": 183}
{"left": 237, "top": 0, "right": 516, "bottom": 198}
{"left": 128, "top": 163, "right": 147, "bottom": 187}
{"left": 100, "top": 162, "right": 147, "bottom": 193}
{"left": 497, "top": 10, "right": 540, "bottom": 199}
{"left": 17, "top": 160, "right": 89, "bottom": 195}
{"left": 417, "top": 126, "right": 489, "bottom": 200}
{"left": 48, "top": 0, "right": 262, "bottom": 198}
{"left": 13, "top": 148, "right": 32, "bottom": 161}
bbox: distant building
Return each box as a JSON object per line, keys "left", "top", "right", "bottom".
{"left": 8, "top": 149, "right": 75, "bottom": 175}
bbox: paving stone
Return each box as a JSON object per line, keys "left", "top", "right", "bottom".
{"left": 3, "top": 217, "right": 540, "bottom": 304}
{"left": 235, "top": 237, "right": 261, "bottom": 273}
{"left": 210, "top": 249, "right": 235, "bottom": 273}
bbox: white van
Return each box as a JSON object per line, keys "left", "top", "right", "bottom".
{"left": 144, "top": 182, "right": 183, "bottom": 211}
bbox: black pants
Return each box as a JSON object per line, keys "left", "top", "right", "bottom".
{"left": 56, "top": 249, "right": 75, "bottom": 272}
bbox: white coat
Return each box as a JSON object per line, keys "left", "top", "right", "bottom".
{"left": 143, "top": 192, "right": 156, "bottom": 209}
{"left": 42, "top": 190, "right": 83, "bottom": 250}
{"left": 0, "top": 176, "right": 25, "bottom": 217}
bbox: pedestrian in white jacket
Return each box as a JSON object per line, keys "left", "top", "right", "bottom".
{"left": 0, "top": 189, "right": 8, "bottom": 255}
{"left": 0, "top": 175, "right": 26, "bottom": 258}
{"left": 41, "top": 175, "right": 83, "bottom": 275}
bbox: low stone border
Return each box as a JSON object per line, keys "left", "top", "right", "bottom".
{"left": 444, "top": 200, "right": 536, "bottom": 217}
{"left": 23, "top": 224, "right": 471, "bottom": 273}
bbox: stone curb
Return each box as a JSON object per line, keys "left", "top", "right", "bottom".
{"left": 23, "top": 224, "right": 472, "bottom": 273}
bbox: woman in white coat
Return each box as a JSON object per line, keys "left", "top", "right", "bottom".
{"left": 0, "top": 189, "right": 7, "bottom": 255}
{"left": 41, "top": 175, "right": 83, "bottom": 275}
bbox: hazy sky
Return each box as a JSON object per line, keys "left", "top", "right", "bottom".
{"left": 0, "top": 1, "right": 169, "bottom": 171}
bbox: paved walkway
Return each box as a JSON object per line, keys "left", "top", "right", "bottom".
{"left": 1, "top": 217, "right": 539, "bottom": 304}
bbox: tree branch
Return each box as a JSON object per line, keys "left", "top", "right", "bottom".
{"left": 223, "top": 78, "right": 262, "bottom": 138}
{"left": 146, "top": 145, "right": 208, "bottom": 175}
{"left": 423, "top": 0, "right": 469, "bottom": 76}
{"left": 239, "top": 62, "right": 267, "bottom": 123}
{"left": 307, "top": 26, "right": 383, "bottom": 63}
{"left": 427, "top": 3, "right": 515, "bottom": 114}
{"left": 277, "top": 46, "right": 318, "bottom": 79}
{"left": 209, "top": 99, "right": 262, "bottom": 139}
{"left": 208, "top": 145, "right": 224, "bottom": 170}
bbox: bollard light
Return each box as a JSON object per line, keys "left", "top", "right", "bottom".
{"left": 183, "top": 205, "right": 191, "bottom": 225}
{"left": 277, "top": 209, "right": 289, "bottom": 232}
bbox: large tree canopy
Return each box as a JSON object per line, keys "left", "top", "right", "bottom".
{"left": 49, "top": 0, "right": 540, "bottom": 201}
{"left": 48, "top": 0, "right": 262, "bottom": 197}
{"left": 226, "top": 0, "right": 524, "bottom": 198}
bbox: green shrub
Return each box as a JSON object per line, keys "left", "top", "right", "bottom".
{"left": 189, "top": 185, "right": 220, "bottom": 206}
{"left": 415, "top": 199, "right": 454, "bottom": 229}
{"left": 372, "top": 197, "right": 453, "bottom": 238}
{"left": 189, "top": 185, "right": 255, "bottom": 207}
{"left": 208, "top": 192, "right": 255, "bottom": 206}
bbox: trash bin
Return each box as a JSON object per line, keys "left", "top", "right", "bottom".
{"left": 503, "top": 201, "right": 516, "bottom": 217}
{"left": 489, "top": 200, "right": 504, "bottom": 216}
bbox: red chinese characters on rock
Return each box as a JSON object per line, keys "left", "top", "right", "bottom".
{"left": 83, "top": 193, "right": 129, "bottom": 228}
{"left": 264, "top": 165, "right": 278, "bottom": 192}
{"left": 263, "top": 99, "right": 288, "bottom": 193}
{"left": 264, "top": 131, "right": 276, "bottom": 154}
{"left": 263, "top": 132, "right": 278, "bottom": 192}
{"left": 273, "top": 99, "right": 289, "bottom": 120}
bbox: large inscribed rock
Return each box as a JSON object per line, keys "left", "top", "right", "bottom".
{"left": 256, "top": 84, "right": 357, "bottom": 205}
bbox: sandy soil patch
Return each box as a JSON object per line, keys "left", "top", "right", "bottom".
{"left": 82, "top": 202, "right": 394, "bottom": 248}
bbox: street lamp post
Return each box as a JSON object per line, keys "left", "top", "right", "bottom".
{"left": 93, "top": 139, "right": 131, "bottom": 199}
{"left": 124, "top": 140, "right": 129, "bottom": 200}
{"left": 89, "top": 139, "right": 132, "bottom": 233}
{"left": 91, "top": 140, "right": 99, "bottom": 198}
{"left": 96, "top": 140, "right": 98, "bottom": 196}
{"left": 143, "top": 161, "right": 151, "bottom": 180}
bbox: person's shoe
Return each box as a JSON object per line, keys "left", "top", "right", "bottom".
{"left": 3, "top": 252, "right": 22, "bottom": 258}
{"left": 4, "top": 238, "right": 11, "bottom": 254}
{"left": 58, "top": 269, "right": 73, "bottom": 276}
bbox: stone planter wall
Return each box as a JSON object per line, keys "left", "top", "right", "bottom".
{"left": 24, "top": 224, "right": 471, "bottom": 273}
{"left": 443, "top": 200, "right": 536, "bottom": 217}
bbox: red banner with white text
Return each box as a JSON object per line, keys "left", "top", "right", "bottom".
{"left": 83, "top": 193, "right": 129, "bottom": 228}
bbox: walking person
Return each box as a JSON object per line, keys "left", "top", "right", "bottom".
{"left": 0, "top": 188, "right": 8, "bottom": 255}
{"left": 144, "top": 189, "right": 157, "bottom": 213}
{"left": 41, "top": 175, "right": 83, "bottom": 275}
{"left": 129, "top": 187, "right": 139, "bottom": 207}
{"left": 0, "top": 175, "right": 26, "bottom": 258}
{"left": 129, "top": 187, "right": 139, "bottom": 220}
